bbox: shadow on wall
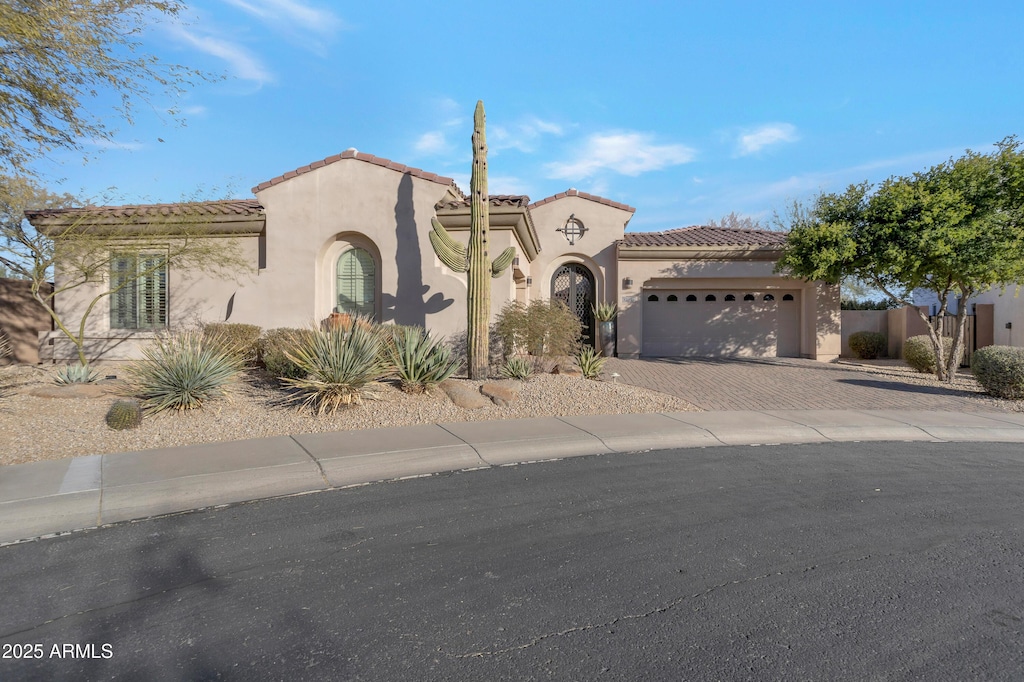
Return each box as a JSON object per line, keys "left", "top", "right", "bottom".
{"left": 0, "top": 278, "right": 53, "bottom": 364}
{"left": 381, "top": 173, "right": 453, "bottom": 328}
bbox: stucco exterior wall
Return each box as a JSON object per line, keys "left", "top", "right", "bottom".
{"left": 0, "top": 278, "right": 53, "bottom": 364}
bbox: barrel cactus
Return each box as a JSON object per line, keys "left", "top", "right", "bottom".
{"left": 429, "top": 100, "right": 516, "bottom": 379}
{"left": 105, "top": 399, "right": 144, "bottom": 430}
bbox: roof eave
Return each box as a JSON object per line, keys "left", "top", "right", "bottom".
{"left": 617, "top": 244, "right": 784, "bottom": 261}
{"left": 435, "top": 205, "right": 541, "bottom": 261}
{"left": 27, "top": 213, "right": 266, "bottom": 237}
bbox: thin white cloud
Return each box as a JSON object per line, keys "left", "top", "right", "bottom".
{"left": 221, "top": 0, "right": 343, "bottom": 36}
{"left": 736, "top": 123, "right": 799, "bottom": 156}
{"left": 181, "top": 105, "right": 208, "bottom": 116}
{"left": 86, "top": 138, "right": 145, "bottom": 151}
{"left": 546, "top": 132, "right": 696, "bottom": 179}
{"left": 169, "top": 25, "right": 273, "bottom": 84}
{"left": 490, "top": 116, "right": 564, "bottom": 154}
{"left": 414, "top": 132, "right": 447, "bottom": 154}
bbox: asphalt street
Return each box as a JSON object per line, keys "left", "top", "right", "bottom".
{"left": 2, "top": 440, "right": 1023, "bottom": 681}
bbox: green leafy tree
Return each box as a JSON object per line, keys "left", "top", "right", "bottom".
{"left": 776, "top": 137, "right": 1024, "bottom": 382}
{"left": 2, "top": 175, "right": 251, "bottom": 365}
{"left": 0, "top": 0, "right": 210, "bottom": 175}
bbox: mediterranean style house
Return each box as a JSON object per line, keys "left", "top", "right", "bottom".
{"left": 26, "top": 149, "right": 840, "bottom": 363}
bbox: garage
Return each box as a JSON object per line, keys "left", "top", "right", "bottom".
{"left": 642, "top": 289, "right": 801, "bottom": 357}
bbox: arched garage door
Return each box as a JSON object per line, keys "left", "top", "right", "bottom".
{"left": 642, "top": 290, "right": 800, "bottom": 357}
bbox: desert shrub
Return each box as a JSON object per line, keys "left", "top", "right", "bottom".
{"left": 903, "top": 335, "right": 953, "bottom": 373}
{"left": 848, "top": 331, "right": 887, "bottom": 359}
{"left": 498, "top": 356, "right": 533, "bottom": 381}
{"left": 54, "top": 363, "right": 99, "bottom": 384}
{"left": 125, "top": 330, "right": 243, "bottom": 412}
{"left": 105, "top": 399, "right": 144, "bottom": 430}
{"left": 387, "top": 325, "right": 460, "bottom": 393}
{"left": 494, "top": 299, "right": 582, "bottom": 360}
{"left": 202, "top": 322, "right": 262, "bottom": 365}
{"left": 259, "top": 328, "right": 313, "bottom": 379}
{"left": 972, "top": 346, "right": 1024, "bottom": 399}
{"left": 281, "top": 320, "right": 390, "bottom": 414}
{"left": 577, "top": 346, "right": 607, "bottom": 380}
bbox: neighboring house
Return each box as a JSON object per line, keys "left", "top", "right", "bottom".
{"left": 914, "top": 287, "right": 1020, "bottom": 347}
{"left": 25, "top": 149, "right": 840, "bottom": 363}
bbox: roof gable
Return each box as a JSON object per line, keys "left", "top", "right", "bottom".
{"left": 252, "top": 149, "right": 455, "bottom": 193}
{"left": 530, "top": 188, "right": 635, "bottom": 214}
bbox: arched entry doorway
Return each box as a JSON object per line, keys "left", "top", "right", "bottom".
{"left": 551, "top": 263, "right": 595, "bottom": 347}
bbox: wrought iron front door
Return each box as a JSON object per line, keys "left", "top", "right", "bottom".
{"left": 551, "top": 263, "right": 595, "bottom": 347}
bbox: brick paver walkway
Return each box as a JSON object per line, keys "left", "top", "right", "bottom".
{"left": 606, "top": 357, "right": 997, "bottom": 411}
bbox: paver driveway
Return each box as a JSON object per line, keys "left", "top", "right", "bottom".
{"left": 606, "top": 357, "right": 999, "bottom": 411}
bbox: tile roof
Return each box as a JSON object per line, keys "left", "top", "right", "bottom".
{"left": 252, "top": 149, "right": 455, "bottom": 193}
{"left": 434, "top": 195, "right": 532, "bottom": 211}
{"left": 25, "top": 199, "right": 264, "bottom": 221}
{"left": 621, "top": 226, "right": 788, "bottom": 247}
{"left": 530, "top": 189, "right": 636, "bottom": 213}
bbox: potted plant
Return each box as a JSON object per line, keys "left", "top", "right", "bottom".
{"left": 593, "top": 302, "right": 617, "bottom": 358}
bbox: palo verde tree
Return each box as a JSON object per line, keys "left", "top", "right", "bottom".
{"left": 3, "top": 175, "right": 251, "bottom": 366}
{"left": 0, "top": 0, "right": 210, "bottom": 175}
{"left": 429, "top": 100, "right": 516, "bottom": 379}
{"left": 776, "top": 137, "right": 1024, "bottom": 382}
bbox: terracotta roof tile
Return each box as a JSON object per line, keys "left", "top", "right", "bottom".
{"left": 529, "top": 188, "right": 636, "bottom": 213}
{"left": 251, "top": 149, "right": 456, "bottom": 193}
{"left": 621, "top": 226, "right": 787, "bottom": 248}
{"left": 25, "top": 199, "right": 264, "bottom": 222}
{"left": 434, "top": 195, "right": 532, "bottom": 211}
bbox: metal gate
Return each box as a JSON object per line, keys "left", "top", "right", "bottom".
{"left": 551, "top": 263, "right": 595, "bottom": 347}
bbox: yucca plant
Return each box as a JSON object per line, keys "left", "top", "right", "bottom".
{"left": 282, "top": 319, "right": 391, "bottom": 414}
{"left": 577, "top": 346, "right": 607, "bottom": 380}
{"left": 498, "top": 356, "right": 532, "bottom": 381}
{"left": 54, "top": 362, "right": 99, "bottom": 384}
{"left": 125, "top": 330, "right": 243, "bottom": 412}
{"left": 388, "top": 325, "right": 459, "bottom": 393}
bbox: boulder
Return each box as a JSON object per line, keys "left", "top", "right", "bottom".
{"left": 551, "top": 364, "right": 582, "bottom": 378}
{"left": 481, "top": 381, "right": 519, "bottom": 406}
{"left": 439, "top": 379, "right": 490, "bottom": 409}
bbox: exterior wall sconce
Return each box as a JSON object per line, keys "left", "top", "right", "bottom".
{"left": 622, "top": 277, "right": 633, "bottom": 289}
{"left": 512, "top": 256, "right": 520, "bottom": 267}
{"left": 526, "top": 277, "right": 533, "bottom": 286}
{"left": 557, "top": 214, "right": 587, "bottom": 246}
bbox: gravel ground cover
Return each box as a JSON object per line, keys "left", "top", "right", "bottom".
{"left": 0, "top": 366, "right": 696, "bottom": 466}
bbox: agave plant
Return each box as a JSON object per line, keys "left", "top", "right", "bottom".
{"left": 498, "top": 356, "right": 532, "bottom": 381}
{"left": 54, "top": 362, "right": 100, "bottom": 385}
{"left": 592, "top": 302, "right": 618, "bottom": 322}
{"left": 125, "top": 330, "right": 243, "bottom": 412}
{"left": 282, "top": 319, "right": 391, "bottom": 414}
{"left": 577, "top": 346, "right": 607, "bottom": 380}
{"left": 387, "top": 325, "right": 459, "bottom": 393}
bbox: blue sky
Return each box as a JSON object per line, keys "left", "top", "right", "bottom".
{"left": 33, "top": 0, "right": 1024, "bottom": 233}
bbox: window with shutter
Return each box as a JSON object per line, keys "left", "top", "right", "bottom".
{"left": 336, "top": 248, "right": 376, "bottom": 319}
{"left": 109, "top": 254, "right": 168, "bottom": 329}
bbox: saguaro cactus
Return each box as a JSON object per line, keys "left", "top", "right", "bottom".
{"left": 430, "top": 100, "right": 516, "bottom": 379}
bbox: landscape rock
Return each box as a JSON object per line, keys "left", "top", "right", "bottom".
{"left": 551, "top": 364, "right": 582, "bottom": 378}
{"left": 28, "top": 384, "right": 111, "bottom": 399}
{"left": 481, "top": 381, "right": 520, "bottom": 406}
{"left": 439, "top": 379, "right": 490, "bottom": 409}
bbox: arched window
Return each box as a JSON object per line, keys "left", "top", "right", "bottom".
{"left": 647, "top": 294, "right": 659, "bottom": 302}
{"left": 705, "top": 294, "right": 717, "bottom": 302}
{"left": 783, "top": 294, "right": 795, "bottom": 301}
{"left": 763, "top": 294, "right": 775, "bottom": 301}
{"left": 667, "top": 294, "right": 678, "bottom": 302}
{"left": 724, "top": 294, "right": 736, "bottom": 301}
{"left": 743, "top": 294, "right": 755, "bottom": 301}
{"left": 685, "top": 294, "right": 697, "bottom": 302}
{"left": 336, "top": 248, "right": 376, "bottom": 319}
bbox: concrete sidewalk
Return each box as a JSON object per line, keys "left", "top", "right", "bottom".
{"left": 4, "top": 409, "right": 1024, "bottom": 545}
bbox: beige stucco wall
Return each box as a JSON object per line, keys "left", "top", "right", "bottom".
{"left": 526, "top": 196, "right": 630, "bottom": 307}
{"left": 970, "top": 287, "right": 1024, "bottom": 347}
{"left": 840, "top": 310, "right": 889, "bottom": 357}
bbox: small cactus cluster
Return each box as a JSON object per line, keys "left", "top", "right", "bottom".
{"left": 105, "top": 399, "right": 144, "bottom": 430}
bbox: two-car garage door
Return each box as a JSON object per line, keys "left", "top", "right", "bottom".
{"left": 642, "top": 290, "right": 801, "bottom": 358}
